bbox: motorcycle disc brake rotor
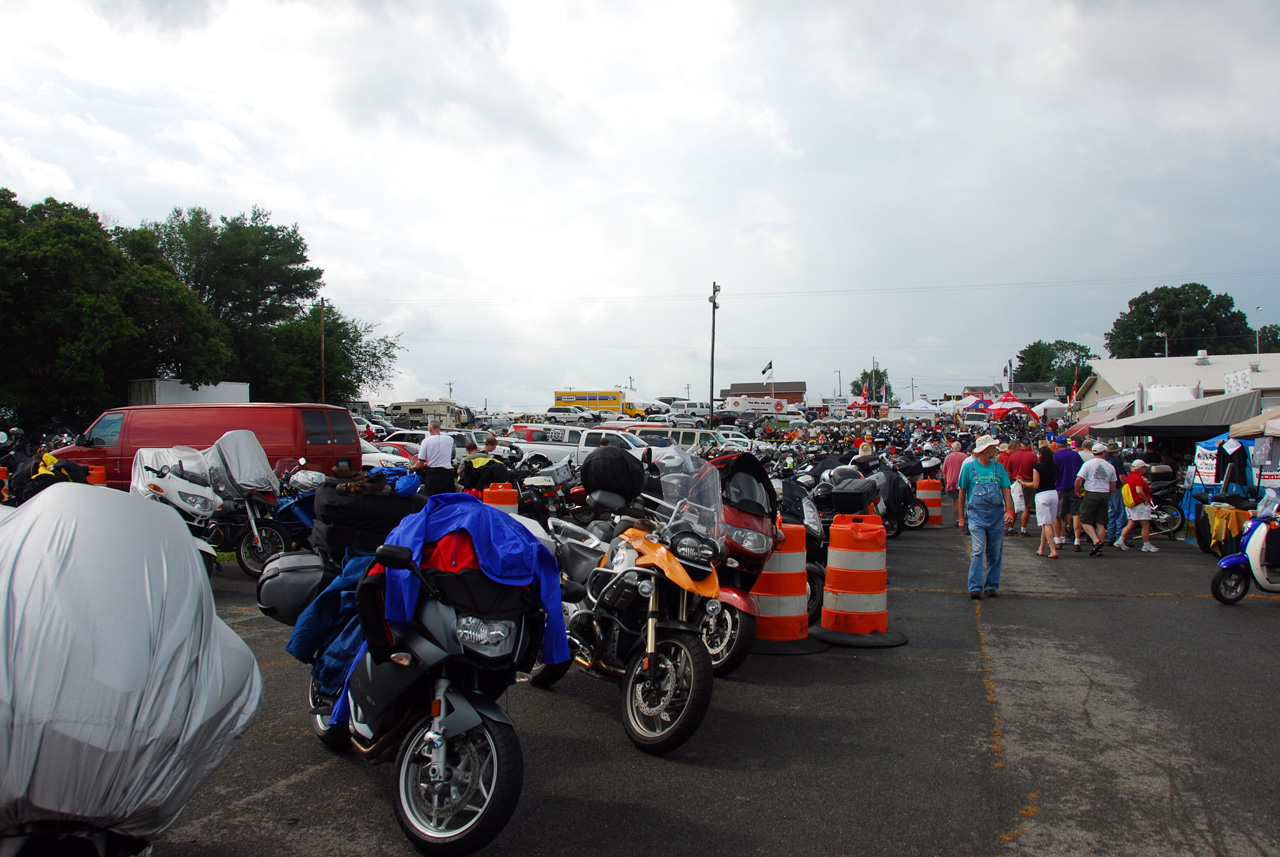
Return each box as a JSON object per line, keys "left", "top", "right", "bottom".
{"left": 421, "top": 734, "right": 481, "bottom": 821}
{"left": 700, "top": 612, "right": 732, "bottom": 657}
{"left": 633, "top": 654, "right": 677, "bottom": 718}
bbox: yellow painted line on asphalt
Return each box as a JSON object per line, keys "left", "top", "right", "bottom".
{"left": 972, "top": 601, "right": 1004, "bottom": 772}
{"left": 997, "top": 792, "right": 1042, "bottom": 852}
{"left": 891, "top": 586, "right": 1280, "bottom": 601}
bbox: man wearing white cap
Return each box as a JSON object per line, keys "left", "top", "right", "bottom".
{"left": 1075, "top": 442, "right": 1118, "bottom": 556}
{"left": 1116, "top": 460, "right": 1158, "bottom": 552}
{"left": 957, "top": 435, "right": 1015, "bottom": 598}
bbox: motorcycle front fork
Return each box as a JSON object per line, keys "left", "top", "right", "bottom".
{"left": 422, "top": 678, "right": 451, "bottom": 777}
{"left": 644, "top": 588, "right": 660, "bottom": 684}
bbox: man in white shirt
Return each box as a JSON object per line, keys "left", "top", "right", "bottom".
{"left": 417, "top": 421, "right": 456, "bottom": 496}
{"left": 1074, "top": 442, "right": 1117, "bottom": 556}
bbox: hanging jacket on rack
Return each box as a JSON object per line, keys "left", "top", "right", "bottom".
{"left": 1216, "top": 439, "right": 1250, "bottom": 489}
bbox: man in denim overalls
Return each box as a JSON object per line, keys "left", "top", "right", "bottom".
{"left": 956, "top": 435, "right": 1016, "bottom": 598}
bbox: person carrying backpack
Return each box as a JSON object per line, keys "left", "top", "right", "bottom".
{"left": 1115, "top": 460, "right": 1157, "bottom": 553}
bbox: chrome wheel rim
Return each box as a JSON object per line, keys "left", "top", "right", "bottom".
{"left": 399, "top": 724, "right": 497, "bottom": 839}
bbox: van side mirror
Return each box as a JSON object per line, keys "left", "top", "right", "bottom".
{"left": 73, "top": 434, "right": 90, "bottom": 448}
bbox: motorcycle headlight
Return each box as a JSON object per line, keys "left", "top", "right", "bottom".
{"left": 801, "top": 497, "right": 823, "bottom": 538}
{"left": 725, "top": 524, "right": 771, "bottom": 556}
{"left": 455, "top": 616, "right": 517, "bottom": 657}
{"left": 178, "top": 491, "right": 215, "bottom": 514}
{"left": 670, "top": 533, "right": 717, "bottom": 563}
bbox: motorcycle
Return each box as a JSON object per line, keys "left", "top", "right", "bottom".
{"left": 776, "top": 477, "right": 833, "bottom": 625}
{"left": 132, "top": 430, "right": 292, "bottom": 578}
{"left": 1145, "top": 464, "right": 1187, "bottom": 539}
{"left": 530, "top": 445, "right": 720, "bottom": 754}
{"left": 1211, "top": 489, "right": 1280, "bottom": 604}
{"left": 272, "top": 457, "right": 325, "bottom": 547}
{"left": 703, "top": 450, "right": 777, "bottom": 676}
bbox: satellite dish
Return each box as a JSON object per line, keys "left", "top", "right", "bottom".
{"left": 1145, "top": 376, "right": 1158, "bottom": 386}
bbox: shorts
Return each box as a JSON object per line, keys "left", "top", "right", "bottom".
{"left": 1057, "top": 489, "right": 1081, "bottom": 520}
{"left": 1127, "top": 501, "right": 1152, "bottom": 521}
{"left": 1035, "top": 490, "right": 1058, "bottom": 528}
{"left": 1079, "top": 491, "right": 1109, "bottom": 527}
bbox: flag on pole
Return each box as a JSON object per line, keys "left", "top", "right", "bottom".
{"left": 880, "top": 383, "right": 886, "bottom": 400}
{"left": 762, "top": 361, "right": 773, "bottom": 383}
{"left": 1069, "top": 366, "right": 1079, "bottom": 404}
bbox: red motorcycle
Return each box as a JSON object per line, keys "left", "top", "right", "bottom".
{"left": 704, "top": 451, "right": 779, "bottom": 677}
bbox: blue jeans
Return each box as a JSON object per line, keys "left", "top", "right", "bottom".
{"left": 967, "top": 505, "right": 1005, "bottom": 593}
{"left": 1106, "top": 490, "right": 1127, "bottom": 542}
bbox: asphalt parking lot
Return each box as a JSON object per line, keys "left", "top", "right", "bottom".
{"left": 157, "top": 513, "right": 1280, "bottom": 857}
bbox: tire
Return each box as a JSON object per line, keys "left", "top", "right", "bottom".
{"left": 394, "top": 711, "right": 522, "bottom": 857}
{"left": 529, "top": 649, "right": 571, "bottom": 688}
{"left": 903, "top": 498, "right": 929, "bottom": 530}
{"left": 883, "top": 513, "right": 902, "bottom": 540}
{"left": 308, "top": 678, "right": 350, "bottom": 750}
{"left": 236, "top": 521, "right": 291, "bottom": 578}
{"left": 805, "top": 562, "right": 825, "bottom": 626}
{"left": 621, "top": 630, "right": 713, "bottom": 754}
{"left": 1211, "top": 566, "right": 1250, "bottom": 605}
{"left": 700, "top": 604, "right": 756, "bottom": 677}
{"left": 1151, "top": 504, "right": 1184, "bottom": 540}
{"left": 569, "top": 504, "right": 596, "bottom": 525}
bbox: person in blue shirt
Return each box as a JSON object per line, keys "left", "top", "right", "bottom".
{"left": 957, "top": 435, "right": 1015, "bottom": 598}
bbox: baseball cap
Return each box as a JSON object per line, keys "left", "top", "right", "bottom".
{"left": 1130, "top": 459, "right": 1147, "bottom": 469}
{"left": 1092, "top": 442, "right": 1107, "bottom": 454}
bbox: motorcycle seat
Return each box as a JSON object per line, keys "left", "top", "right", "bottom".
{"left": 557, "top": 540, "right": 606, "bottom": 584}
{"left": 588, "top": 490, "right": 627, "bottom": 511}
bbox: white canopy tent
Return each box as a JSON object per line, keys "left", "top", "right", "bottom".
{"left": 901, "top": 398, "right": 940, "bottom": 412}
{"left": 1032, "top": 398, "right": 1068, "bottom": 418}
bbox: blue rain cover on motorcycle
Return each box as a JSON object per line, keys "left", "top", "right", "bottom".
{"left": 0, "top": 483, "right": 262, "bottom": 840}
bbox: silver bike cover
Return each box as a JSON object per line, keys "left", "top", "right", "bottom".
{"left": 0, "top": 483, "right": 262, "bottom": 839}
{"left": 201, "top": 430, "right": 279, "bottom": 498}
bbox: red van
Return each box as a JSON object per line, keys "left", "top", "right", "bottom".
{"left": 54, "top": 403, "right": 362, "bottom": 491}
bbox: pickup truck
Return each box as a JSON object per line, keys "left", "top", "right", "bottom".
{"left": 502, "top": 425, "right": 650, "bottom": 466}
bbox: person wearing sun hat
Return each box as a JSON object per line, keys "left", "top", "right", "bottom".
{"left": 957, "top": 435, "right": 1015, "bottom": 598}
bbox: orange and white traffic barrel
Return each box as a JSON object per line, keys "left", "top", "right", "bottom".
{"left": 0, "top": 466, "right": 7, "bottom": 502}
{"left": 87, "top": 466, "right": 107, "bottom": 486}
{"left": 811, "top": 514, "right": 908, "bottom": 648}
{"left": 917, "top": 478, "right": 943, "bottom": 528}
{"left": 752, "top": 521, "right": 809, "bottom": 642}
{"left": 482, "top": 482, "right": 518, "bottom": 515}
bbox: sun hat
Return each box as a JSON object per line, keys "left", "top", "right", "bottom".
{"left": 973, "top": 435, "right": 1000, "bottom": 455}
{"left": 1092, "top": 442, "right": 1107, "bottom": 454}
{"left": 1106, "top": 442, "right": 1120, "bottom": 453}
{"left": 998, "top": 442, "right": 1009, "bottom": 452}
{"left": 1130, "top": 459, "right": 1147, "bottom": 469}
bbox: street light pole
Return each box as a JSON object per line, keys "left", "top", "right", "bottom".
{"left": 1257, "top": 306, "right": 1263, "bottom": 354}
{"left": 1157, "top": 332, "right": 1168, "bottom": 358}
{"left": 834, "top": 370, "right": 841, "bottom": 399}
{"left": 708, "top": 282, "right": 721, "bottom": 408}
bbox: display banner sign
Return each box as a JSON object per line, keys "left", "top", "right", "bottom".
{"left": 1223, "top": 367, "right": 1252, "bottom": 394}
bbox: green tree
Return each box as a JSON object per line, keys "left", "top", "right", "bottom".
{"left": 1257, "top": 324, "right": 1280, "bottom": 354}
{"left": 1014, "top": 339, "right": 1099, "bottom": 391}
{"left": 1104, "top": 283, "right": 1254, "bottom": 358}
{"left": 0, "top": 189, "right": 231, "bottom": 431}
{"left": 850, "top": 369, "right": 896, "bottom": 405}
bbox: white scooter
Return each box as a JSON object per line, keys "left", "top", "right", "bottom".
{"left": 1211, "top": 489, "right": 1280, "bottom": 604}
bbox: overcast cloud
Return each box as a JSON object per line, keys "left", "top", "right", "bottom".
{"left": 2, "top": 0, "right": 1277, "bottom": 409}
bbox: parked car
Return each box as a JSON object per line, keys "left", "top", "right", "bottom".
{"left": 351, "top": 415, "right": 384, "bottom": 440}
{"left": 376, "top": 441, "right": 421, "bottom": 461}
{"left": 505, "top": 426, "right": 649, "bottom": 466}
{"left": 545, "top": 405, "right": 601, "bottom": 425}
{"left": 53, "top": 404, "right": 361, "bottom": 491}
{"left": 361, "top": 439, "right": 411, "bottom": 469}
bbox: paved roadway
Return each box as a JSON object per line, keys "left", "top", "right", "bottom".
{"left": 158, "top": 512, "right": 1280, "bottom": 857}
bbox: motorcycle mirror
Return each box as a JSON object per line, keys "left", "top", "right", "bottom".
{"left": 642, "top": 447, "right": 653, "bottom": 465}
{"left": 298, "top": 456, "right": 307, "bottom": 466}
{"left": 375, "top": 544, "right": 417, "bottom": 570}
{"left": 0, "top": 432, "right": 7, "bottom": 445}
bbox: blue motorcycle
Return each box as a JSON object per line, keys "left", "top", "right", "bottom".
{"left": 1212, "top": 489, "right": 1280, "bottom": 604}
{"left": 273, "top": 458, "right": 325, "bottom": 548}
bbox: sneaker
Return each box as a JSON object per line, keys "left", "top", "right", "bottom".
{"left": 1142, "top": 543, "right": 1159, "bottom": 553}
{"left": 969, "top": 589, "right": 982, "bottom": 599}
{"left": 1115, "top": 538, "right": 1130, "bottom": 551}
{"left": 983, "top": 589, "right": 998, "bottom": 598}
{"left": 1020, "top": 528, "right": 1028, "bottom": 536}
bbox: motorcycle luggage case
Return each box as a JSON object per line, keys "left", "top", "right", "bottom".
{"left": 257, "top": 551, "right": 336, "bottom": 625}
{"left": 831, "top": 479, "right": 877, "bottom": 515}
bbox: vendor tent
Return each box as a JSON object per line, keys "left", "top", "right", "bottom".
{"left": 901, "top": 398, "right": 940, "bottom": 412}
{"left": 1229, "top": 406, "right": 1280, "bottom": 439}
{"left": 1093, "top": 390, "right": 1261, "bottom": 439}
{"left": 988, "top": 392, "right": 1037, "bottom": 421}
{"left": 1064, "top": 402, "right": 1134, "bottom": 440}
{"left": 1033, "top": 398, "right": 1068, "bottom": 418}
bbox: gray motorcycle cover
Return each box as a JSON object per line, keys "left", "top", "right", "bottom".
{"left": 0, "top": 483, "right": 262, "bottom": 840}
{"left": 202, "top": 429, "right": 279, "bottom": 498}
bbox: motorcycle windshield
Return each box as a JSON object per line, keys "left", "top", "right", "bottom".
{"left": 654, "top": 446, "right": 726, "bottom": 552}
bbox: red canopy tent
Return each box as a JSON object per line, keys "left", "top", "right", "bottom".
{"left": 987, "top": 392, "right": 1038, "bottom": 422}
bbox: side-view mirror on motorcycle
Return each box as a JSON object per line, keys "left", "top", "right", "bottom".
{"left": 0, "top": 431, "right": 7, "bottom": 445}
{"left": 374, "top": 544, "right": 416, "bottom": 570}
{"left": 642, "top": 447, "right": 652, "bottom": 465}
{"left": 297, "top": 456, "right": 307, "bottom": 466}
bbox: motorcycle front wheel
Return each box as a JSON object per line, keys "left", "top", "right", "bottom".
{"left": 1210, "top": 567, "right": 1250, "bottom": 605}
{"left": 903, "top": 498, "right": 929, "bottom": 530}
{"left": 883, "top": 513, "right": 902, "bottom": 539}
{"left": 805, "top": 562, "right": 826, "bottom": 626}
{"left": 529, "top": 648, "right": 571, "bottom": 688}
{"left": 621, "top": 630, "right": 713, "bottom": 754}
{"left": 1150, "top": 504, "right": 1185, "bottom": 540}
{"left": 701, "top": 604, "right": 756, "bottom": 678}
{"left": 235, "top": 521, "right": 291, "bottom": 578}
{"left": 395, "top": 711, "right": 523, "bottom": 857}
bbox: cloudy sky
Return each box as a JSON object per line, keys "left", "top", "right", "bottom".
{"left": 3, "top": 0, "right": 1278, "bottom": 410}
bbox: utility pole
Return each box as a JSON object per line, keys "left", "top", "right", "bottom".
{"left": 628, "top": 375, "right": 635, "bottom": 388}
{"left": 911, "top": 377, "right": 915, "bottom": 402}
{"left": 685, "top": 383, "right": 691, "bottom": 400}
{"left": 319, "top": 297, "right": 326, "bottom": 404}
{"left": 446, "top": 381, "right": 454, "bottom": 399}
{"left": 708, "top": 282, "right": 721, "bottom": 408}
{"left": 1257, "top": 306, "right": 1263, "bottom": 354}
{"left": 834, "top": 370, "right": 841, "bottom": 399}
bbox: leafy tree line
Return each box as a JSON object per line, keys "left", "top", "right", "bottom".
{"left": 0, "top": 189, "right": 400, "bottom": 432}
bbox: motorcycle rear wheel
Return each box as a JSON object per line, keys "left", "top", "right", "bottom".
{"left": 621, "top": 630, "right": 713, "bottom": 754}
{"left": 701, "top": 604, "right": 756, "bottom": 677}
{"left": 308, "top": 678, "right": 350, "bottom": 750}
{"left": 1210, "top": 567, "right": 1250, "bottom": 605}
{"left": 903, "top": 498, "right": 929, "bottom": 530}
{"left": 236, "top": 521, "right": 291, "bottom": 578}
{"left": 529, "top": 648, "right": 571, "bottom": 688}
{"left": 395, "top": 711, "right": 523, "bottom": 857}
{"left": 883, "top": 513, "right": 902, "bottom": 539}
{"left": 805, "top": 562, "right": 825, "bottom": 626}
{"left": 1150, "top": 504, "right": 1184, "bottom": 540}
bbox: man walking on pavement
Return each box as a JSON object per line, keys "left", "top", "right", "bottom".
{"left": 1007, "top": 437, "right": 1038, "bottom": 537}
{"left": 1075, "top": 442, "right": 1118, "bottom": 556}
{"left": 942, "top": 441, "right": 968, "bottom": 528}
{"left": 416, "top": 420, "right": 457, "bottom": 496}
{"left": 1104, "top": 442, "right": 1129, "bottom": 545}
{"left": 957, "top": 435, "right": 1015, "bottom": 598}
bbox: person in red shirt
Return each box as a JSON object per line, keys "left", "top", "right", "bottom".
{"left": 1006, "top": 437, "right": 1039, "bottom": 536}
{"left": 1115, "top": 460, "right": 1157, "bottom": 553}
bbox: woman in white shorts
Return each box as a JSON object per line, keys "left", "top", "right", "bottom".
{"left": 1116, "top": 460, "right": 1157, "bottom": 552}
{"left": 1019, "top": 443, "right": 1061, "bottom": 558}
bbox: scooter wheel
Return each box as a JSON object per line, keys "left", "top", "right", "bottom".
{"left": 1210, "top": 567, "right": 1250, "bottom": 605}
{"left": 903, "top": 498, "right": 929, "bottom": 530}
{"left": 883, "top": 514, "right": 903, "bottom": 539}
